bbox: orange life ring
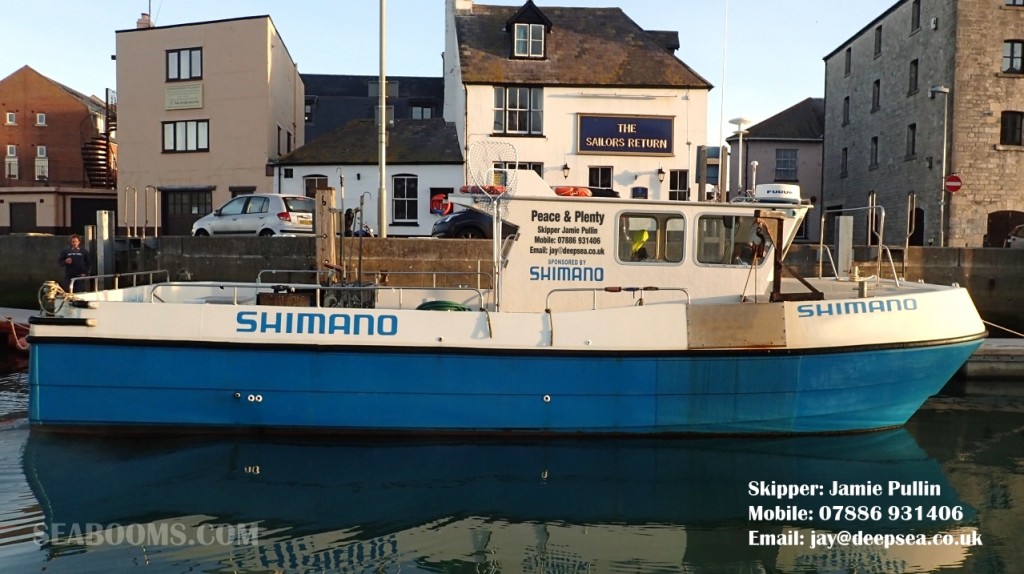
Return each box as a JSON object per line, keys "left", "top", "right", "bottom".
{"left": 430, "top": 194, "right": 453, "bottom": 216}
{"left": 459, "top": 184, "right": 507, "bottom": 195}
{"left": 553, "top": 186, "right": 592, "bottom": 197}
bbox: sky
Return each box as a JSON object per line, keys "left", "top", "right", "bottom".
{"left": 6, "top": 0, "right": 897, "bottom": 143}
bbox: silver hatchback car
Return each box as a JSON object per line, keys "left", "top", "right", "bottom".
{"left": 1007, "top": 224, "right": 1024, "bottom": 248}
{"left": 192, "top": 194, "right": 315, "bottom": 236}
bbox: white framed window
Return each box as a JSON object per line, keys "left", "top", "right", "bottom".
{"left": 669, "top": 169, "right": 689, "bottom": 201}
{"left": 775, "top": 149, "right": 798, "bottom": 181}
{"left": 4, "top": 112, "right": 14, "bottom": 125}
{"left": 589, "top": 166, "right": 613, "bottom": 190}
{"left": 392, "top": 174, "right": 419, "bottom": 222}
{"left": 514, "top": 23, "right": 545, "bottom": 58}
{"left": 166, "top": 47, "right": 203, "bottom": 81}
{"left": 37, "top": 146, "right": 47, "bottom": 158}
{"left": 493, "top": 86, "right": 543, "bottom": 135}
{"left": 4, "top": 158, "right": 18, "bottom": 179}
{"left": 35, "top": 157, "right": 48, "bottom": 180}
{"left": 162, "top": 119, "right": 209, "bottom": 152}
{"left": 5, "top": 145, "right": 15, "bottom": 157}
{"left": 35, "top": 113, "right": 46, "bottom": 126}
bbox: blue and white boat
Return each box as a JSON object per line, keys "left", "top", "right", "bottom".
{"left": 27, "top": 173, "right": 985, "bottom": 434}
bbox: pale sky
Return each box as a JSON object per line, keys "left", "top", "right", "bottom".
{"left": 6, "top": 0, "right": 896, "bottom": 143}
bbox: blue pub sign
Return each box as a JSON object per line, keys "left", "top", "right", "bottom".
{"left": 577, "top": 114, "right": 674, "bottom": 156}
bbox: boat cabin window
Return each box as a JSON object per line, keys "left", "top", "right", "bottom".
{"left": 617, "top": 214, "right": 685, "bottom": 264}
{"left": 696, "top": 215, "right": 772, "bottom": 265}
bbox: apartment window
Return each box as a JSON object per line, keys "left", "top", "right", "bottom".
{"left": 589, "top": 166, "right": 612, "bottom": 190}
{"left": 393, "top": 174, "right": 418, "bottom": 222}
{"left": 162, "top": 119, "right": 209, "bottom": 152}
{"left": 842, "top": 97, "right": 850, "bottom": 126}
{"left": 35, "top": 155, "right": 48, "bottom": 180}
{"left": 411, "top": 105, "right": 432, "bottom": 119}
{"left": 669, "top": 169, "right": 689, "bottom": 201}
{"left": 303, "top": 175, "right": 328, "bottom": 197}
{"left": 844, "top": 47, "right": 851, "bottom": 76}
{"left": 5, "top": 145, "right": 14, "bottom": 157}
{"left": 840, "top": 147, "right": 849, "bottom": 178}
{"left": 1003, "top": 41, "right": 1024, "bottom": 74}
{"left": 4, "top": 157, "right": 17, "bottom": 179}
{"left": 1000, "top": 111, "right": 1024, "bottom": 145}
{"left": 35, "top": 113, "right": 46, "bottom": 126}
{"left": 4, "top": 112, "right": 14, "bottom": 125}
{"left": 869, "top": 136, "right": 879, "bottom": 169}
{"left": 166, "top": 47, "right": 203, "bottom": 81}
{"left": 493, "top": 87, "right": 543, "bottom": 135}
{"left": 871, "top": 79, "right": 881, "bottom": 111}
{"left": 37, "top": 146, "right": 47, "bottom": 158}
{"left": 874, "top": 26, "right": 882, "bottom": 57}
{"left": 906, "top": 124, "right": 917, "bottom": 158}
{"left": 513, "top": 23, "right": 545, "bottom": 58}
{"left": 775, "top": 149, "right": 798, "bottom": 182}
{"left": 908, "top": 60, "right": 919, "bottom": 94}
{"left": 911, "top": 0, "right": 921, "bottom": 31}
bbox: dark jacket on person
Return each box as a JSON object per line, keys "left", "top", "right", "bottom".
{"left": 59, "top": 246, "right": 91, "bottom": 282}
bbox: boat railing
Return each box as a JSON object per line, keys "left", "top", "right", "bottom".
{"left": 815, "top": 244, "right": 902, "bottom": 288}
{"left": 146, "top": 280, "right": 489, "bottom": 311}
{"left": 373, "top": 270, "right": 494, "bottom": 290}
{"left": 544, "top": 286, "right": 691, "bottom": 311}
{"left": 70, "top": 270, "right": 171, "bottom": 294}
{"left": 256, "top": 269, "right": 335, "bottom": 284}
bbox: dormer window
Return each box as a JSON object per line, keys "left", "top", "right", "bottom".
{"left": 514, "top": 23, "right": 545, "bottom": 58}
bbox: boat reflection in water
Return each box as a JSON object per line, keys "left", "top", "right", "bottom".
{"left": 24, "top": 430, "right": 976, "bottom": 573}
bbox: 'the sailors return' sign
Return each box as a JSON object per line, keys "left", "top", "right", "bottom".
{"left": 577, "top": 114, "right": 674, "bottom": 156}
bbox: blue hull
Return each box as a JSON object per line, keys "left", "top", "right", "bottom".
{"left": 28, "top": 338, "right": 983, "bottom": 434}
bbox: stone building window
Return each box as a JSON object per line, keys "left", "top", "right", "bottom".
{"left": 911, "top": 0, "right": 921, "bottom": 31}
{"left": 871, "top": 80, "right": 881, "bottom": 111}
{"left": 840, "top": 148, "right": 849, "bottom": 178}
{"left": 906, "top": 123, "right": 917, "bottom": 159}
{"left": 874, "top": 26, "right": 883, "bottom": 57}
{"left": 1000, "top": 111, "right": 1024, "bottom": 146}
{"left": 869, "top": 137, "right": 879, "bottom": 169}
{"left": 1003, "top": 40, "right": 1024, "bottom": 74}
{"left": 908, "top": 60, "right": 919, "bottom": 94}
{"left": 842, "top": 97, "right": 850, "bottom": 126}
{"left": 844, "top": 48, "right": 852, "bottom": 76}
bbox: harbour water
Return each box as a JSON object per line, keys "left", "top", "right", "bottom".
{"left": 0, "top": 355, "right": 1021, "bottom": 574}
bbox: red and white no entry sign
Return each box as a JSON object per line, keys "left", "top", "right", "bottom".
{"left": 944, "top": 174, "right": 963, "bottom": 193}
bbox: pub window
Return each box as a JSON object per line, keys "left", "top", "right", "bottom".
{"left": 162, "top": 119, "right": 209, "bottom": 152}
{"left": 303, "top": 175, "right": 328, "bottom": 197}
{"left": 696, "top": 214, "right": 772, "bottom": 266}
{"left": 617, "top": 213, "right": 685, "bottom": 264}
{"left": 495, "top": 161, "right": 543, "bottom": 178}
{"left": 166, "top": 47, "right": 203, "bottom": 81}
{"left": 588, "top": 166, "right": 612, "bottom": 190}
{"left": 393, "top": 174, "right": 418, "bottom": 222}
{"left": 669, "top": 169, "right": 689, "bottom": 201}
{"left": 513, "top": 23, "right": 545, "bottom": 58}
{"left": 493, "top": 86, "right": 543, "bottom": 135}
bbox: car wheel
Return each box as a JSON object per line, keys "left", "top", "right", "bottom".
{"left": 259, "top": 229, "right": 275, "bottom": 237}
{"left": 193, "top": 229, "right": 209, "bottom": 237}
{"left": 456, "top": 227, "right": 485, "bottom": 239}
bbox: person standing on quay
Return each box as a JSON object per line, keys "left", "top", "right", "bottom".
{"left": 58, "top": 234, "right": 90, "bottom": 291}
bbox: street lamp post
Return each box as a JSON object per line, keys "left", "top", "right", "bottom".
{"left": 929, "top": 85, "right": 950, "bottom": 247}
{"left": 729, "top": 116, "right": 751, "bottom": 197}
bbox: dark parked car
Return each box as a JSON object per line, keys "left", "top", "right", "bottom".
{"left": 431, "top": 209, "right": 519, "bottom": 239}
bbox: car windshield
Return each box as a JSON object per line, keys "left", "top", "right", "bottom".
{"left": 284, "top": 197, "right": 315, "bottom": 213}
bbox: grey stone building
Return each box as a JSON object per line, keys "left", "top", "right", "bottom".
{"left": 824, "top": 0, "right": 1024, "bottom": 248}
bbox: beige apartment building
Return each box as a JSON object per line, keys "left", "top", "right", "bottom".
{"left": 115, "top": 14, "right": 304, "bottom": 235}
{"left": 824, "top": 0, "right": 1024, "bottom": 248}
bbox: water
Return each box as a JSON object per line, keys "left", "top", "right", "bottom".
{"left": 0, "top": 356, "right": 1021, "bottom": 574}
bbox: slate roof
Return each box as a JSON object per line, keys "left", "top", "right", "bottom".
{"left": 278, "top": 118, "right": 463, "bottom": 165}
{"left": 302, "top": 74, "right": 445, "bottom": 143}
{"left": 727, "top": 98, "right": 825, "bottom": 143}
{"left": 455, "top": 4, "right": 712, "bottom": 89}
